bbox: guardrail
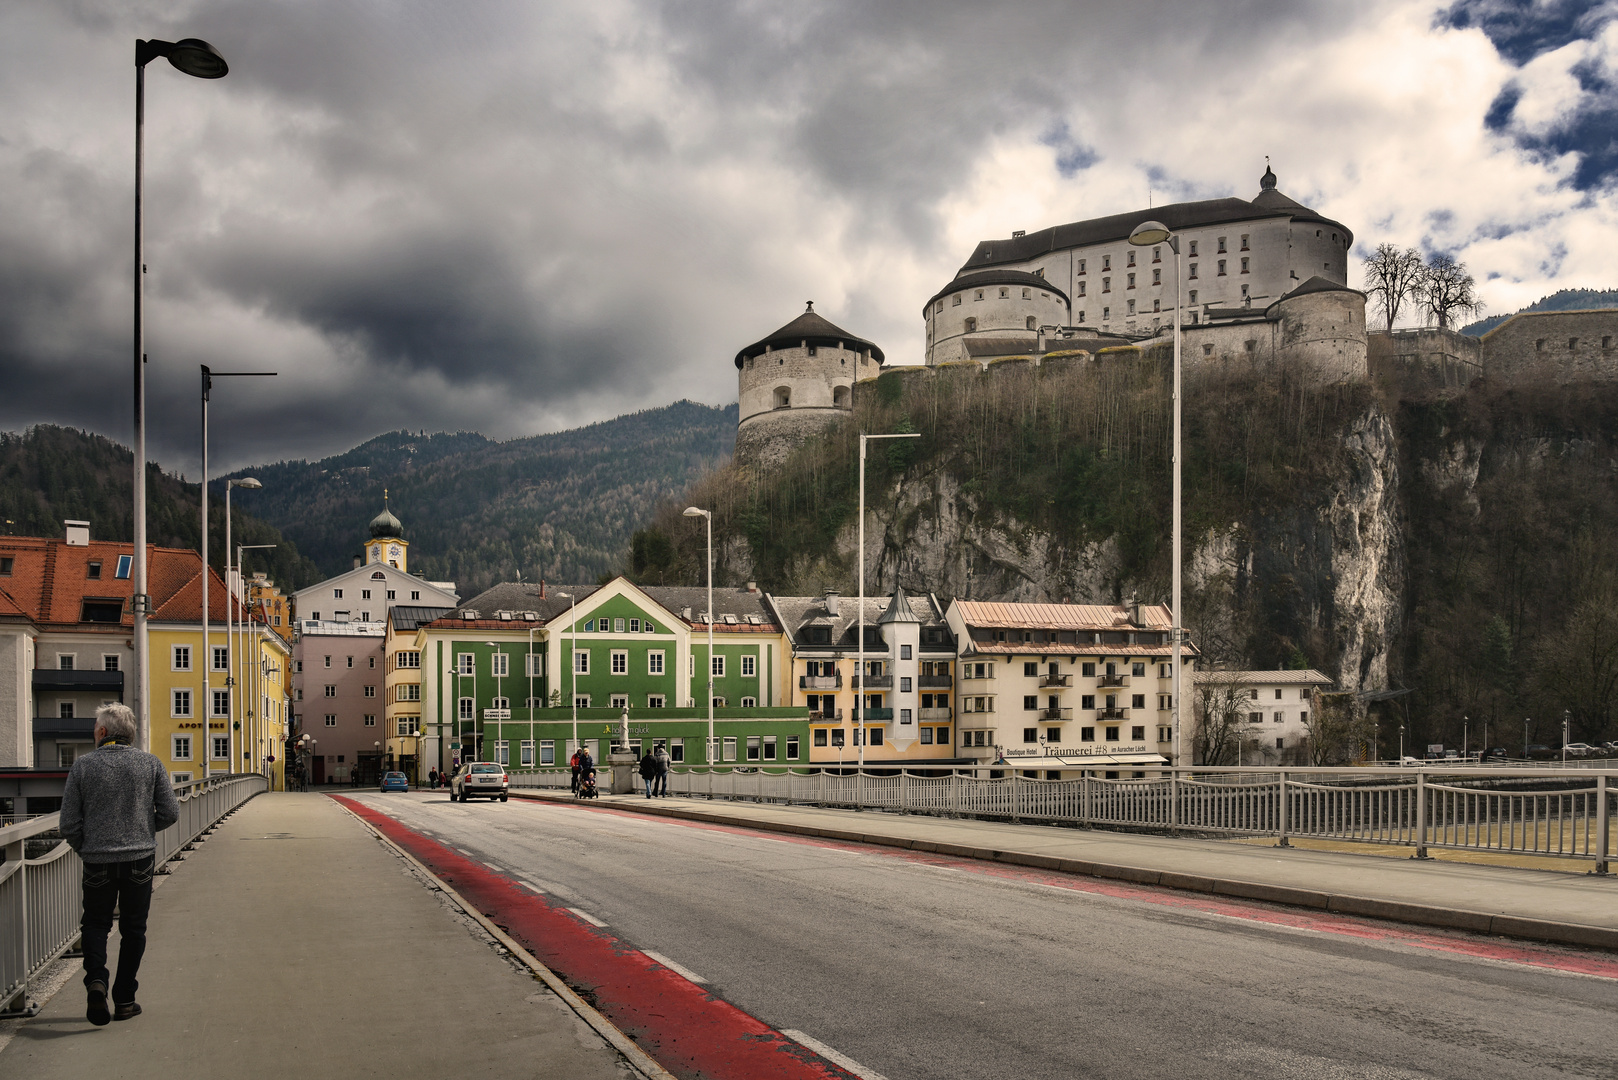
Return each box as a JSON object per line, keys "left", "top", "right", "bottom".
{"left": 0, "top": 772, "right": 266, "bottom": 1018}
{"left": 509, "top": 765, "right": 1614, "bottom": 873}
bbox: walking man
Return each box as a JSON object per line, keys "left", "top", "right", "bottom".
{"left": 639, "top": 748, "right": 658, "bottom": 798}
{"left": 654, "top": 742, "right": 671, "bottom": 797}
{"left": 60, "top": 703, "right": 179, "bottom": 1026}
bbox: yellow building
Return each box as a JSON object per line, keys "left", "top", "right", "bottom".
{"left": 248, "top": 573, "right": 294, "bottom": 645}
{"left": 385, "top": 604, "right": 453, "bottom": 781}
{"left": 149, "top": 563, "right": 290, "bottom": 787}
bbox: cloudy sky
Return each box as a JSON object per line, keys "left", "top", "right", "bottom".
{"left": 3, "top": 0, "right": 1615, "bottom": 473}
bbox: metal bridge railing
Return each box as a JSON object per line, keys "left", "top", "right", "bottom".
{"left": 509, "top": 764, "right": 1614, "bottom": 873}
{"left": 0, "top": 773, "right": 266, "bottom": 1018}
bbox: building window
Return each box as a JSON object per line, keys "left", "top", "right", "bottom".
{"left": 648, "top": 651, "right": 664, "bottom": 675}
{"left": 1078, "top": 281, "right": 1086, "bottom": 297}
{"left": 722, "top": 737, "right": 737, "bottom": 762}
{"left": 1188, "top": 290, "right": 1197, "bottom": 306}
{"left": 1240, "top": 234, "right": 1249, "bottom": 251}
{"left": 1188, "top": 263, "right": 1198, "bottom": 280}
{"left": 712, "top": 655, "right": 725, "bottom": 677}
{"left": 459, "top": 698, "right": 474, "bottom": 720}
{"left": 952, "top": 294, "right": 961, "bottom": 306}
{"left": 648, "top": 694, "right": 665, "bottom": 708}
{"left": 212, "top": 689, "right": 229, "bottom": 717}
{"left": 347, "top": 656, "right": 355, "bottom": 668}
{"left": 324, "top": 685, "right": 336, "bottom": 698}
{"left": 396, "top": 685, "right": 420, "bottom": 702}
{"left": 172, "top": 735, "right": 193, "bottom": 761}
{"left": 212, "top": 735, "right": 229, "bottom": 760}
{"left": 785, "top": 735, "right": 799, "bottom": 759}
{"left": 1127, "top": 273, "right": 1136, "bottom": 289}
{"left": 171, "top": 689, "right": 192, "bottom": 718}
{"left": 741, "top": 655, "right": 756, "bottom": 677}
{"left": 964, "top": 316, "right": 977, "bottom": 332}
{"left": 975, "top": 289, "right": 984, "bottom": 300}
{"left": 1217, "top": 260, "right": 1227, "bottom": 276}
{"left": 1240, "top": 257, "right": 1250, "bottom": 274}
{"left": 1127, "top": 300, "right": 1136, "bottom": 316}
{"left": 495, "top": 741, "right": 509, "bottom": 765}
{"left": 1102, "top": 277, "right": 1111, "bottom": 293}
{"left": 1275, "top": 711, "right": 1284, "bottom": 723}
{"left": 361, "top": 589, "right": 371, "bottom": 600}
{"left": 1217, "top": 237, "right": 1227, "bottom": 254}
{"left": 539, "top": 739, "right": 555, "bottom": 765}
{"left": 574, "top": 695, "right": 590, "bottom": 708}
{"left": 1153, "top": 299, "right": 1161, "bottom": 313}
{"left": 1102, "top": 307, "right": 1109, "bottom": 320}
{"left": 411, "top": 590, "right": 420, "bottom": 600}
{"left": 611, "top": 650, "right": 628, "bottom": 675}
{"left": 1023, "top": 728, "right": 1037, "bottom": 743}
{"left": 172, "top": 645, "right": 191, "bottom": 671}
{"left": 490, "top": 653, "right": 508, "bottom": 676}
{"left": 325, "top": 714, "right": 337, "bottom": 726}
{"left": 573, "top": 651, "right": 589, "bottom": 675}
{"left": 457, "top": 653, "right": 474, "bottom": 675}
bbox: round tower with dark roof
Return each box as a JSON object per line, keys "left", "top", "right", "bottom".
{"left": 733, "top": 302, "right": 885, "bottom": 470}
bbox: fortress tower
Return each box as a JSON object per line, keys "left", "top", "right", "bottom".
{"left": 734, "top": 302, "right": 884, "bottom": 470}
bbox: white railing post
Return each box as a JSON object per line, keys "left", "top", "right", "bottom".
{"left": 1596, "top": 772, "right": 1610, "bottom": 875}
{"left": 1414, "top": 770, "right": 1429, "bottom": 859}
{"left": 1169, "top": 768, "right": 1180, "bottom": 833}
{"left": 1277, "top": 770, "right": 1290, "bottom": 847}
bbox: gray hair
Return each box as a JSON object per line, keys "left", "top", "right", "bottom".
{"left": 96, "top": 703, "right": 137, "bottom": 744}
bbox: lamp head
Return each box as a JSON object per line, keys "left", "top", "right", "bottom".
{"left": 682, "top": 506, "right": 709, "bottom": 519}
{"left": 142, "top": 38, "right": 230, "bottom": 79}
{"left": 232, "top": 476, "right": 262, "bottom": 490}
{"left": 1128, "top": 220, "right": 1171, "bottom": 246}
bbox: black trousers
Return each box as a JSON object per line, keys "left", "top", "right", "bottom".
{"left": 81, "top": 855, "right": 155, "bottom": 1003}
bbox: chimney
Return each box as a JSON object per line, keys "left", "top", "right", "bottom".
{"left": 824, "top": 591, "right": 839, "bottom": 616}
{"left": 353, "top": 555, "right": 362, "bottom": 570}
{"left": 65, "top": 520, "right": 90, "bottom": 547}
{"left": 1130, "top": 601, "right": 1144, "bottom": 627}
{"left": 682, "top": 606, "right": 693, "bottom": 620}
{"left": 540, "top": 579, "right": 546, "bottom": 599}
{"left": 746, "top": 580, "right": 758, "bottom": 594}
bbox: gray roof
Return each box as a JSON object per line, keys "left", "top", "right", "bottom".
{"left": 959, "top": 171, "right": 1351, "bottom": 276}
{"left": 453, "top": 583, "right": 600, "bottom": 622}
{"left": 638, "top": 586, "right": 777, "bottom": 628}
{"left": 734, "top": 303, "right": 885, "bottom": 367}
{"left": 876, "top": 583, "right": 921, "bottom": 624}
{"left": 765, "top": 588, "right": 952, "bottom": 651}
{"left": 389, "top": 605, "right": 455, "bottom": 632}
{"left": 924, "top": 269, "right": 1071, "bottom": 314}
{"left": 1272, "top": 275, "right": 1363, "bottom": 303}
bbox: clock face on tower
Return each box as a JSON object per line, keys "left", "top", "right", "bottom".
{"left": 389, "top": 545, "right": 401, "bottom": 558}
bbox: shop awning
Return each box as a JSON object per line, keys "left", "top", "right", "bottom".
{"left": 992, "top": 751, "right": 1168, "bottom": 769}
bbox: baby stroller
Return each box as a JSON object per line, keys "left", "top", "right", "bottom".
{"left": 575, "top": 770, "right": 599, "bottom": 800}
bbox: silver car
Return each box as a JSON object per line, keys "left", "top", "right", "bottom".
{"left": 451, "top": 762, "right": 509, "bottom": 802}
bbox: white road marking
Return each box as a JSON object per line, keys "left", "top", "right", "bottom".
{"left": 519, "top": 880, "right": 546, "bottom": 894}
{"left": 641, "top": 950, "right": 706, "bottom": 984}
{"left": 781, "top": 1030, "right": 889, "bottom": 1080}
{"left": 567, "top": 907, "right": 608, "bottom": 927}
{"left": 483, "top": 862, "right": 504, "bottom": 873}
{"left": 456, "top": 848, "right": 475, "bottom": 856}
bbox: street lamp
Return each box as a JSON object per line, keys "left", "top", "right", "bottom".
{"left": 1128, "top": 220, "right": 1184, "bottom": 768}
{"left": 132, "top": 36, "right": 229, "bottom": 753}
{"left": 486, "top": 640, "right": 504, "bottom": 767}
{"left": 374, "top": 740, "right": 381, "bottom": 785}
{"left": 856, "top": 433, "right": 919, "bottom": 771}
{"left": 556, "top": 591, "right": 578, "bottom": 764}
{"left": 682, "top": 508, "right": 715, "bottom": 765}
{"left": 231, "top": 534, "right": 273, "bottom": 773}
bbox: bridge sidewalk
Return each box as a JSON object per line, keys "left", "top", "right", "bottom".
{"left": 518, "top": 789, "right": 1618, "bottom": 950}
{"left": 0, "top": 792, "right": 651, "bottom": 1080}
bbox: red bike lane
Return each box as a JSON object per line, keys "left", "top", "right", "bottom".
{"left": 332, "top": 795, "right": 858, "bottom": 1080}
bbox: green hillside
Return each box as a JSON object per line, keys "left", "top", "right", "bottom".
{"left": 1462, "top": 288, "right": 1618, "bottom": 336}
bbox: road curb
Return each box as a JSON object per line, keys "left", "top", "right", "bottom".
{"left": 513, "top": 790, "right": 1618, "bottom": 953}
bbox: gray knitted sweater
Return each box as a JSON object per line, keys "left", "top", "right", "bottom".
{"left": 60, "top": 742, "right": 180, "bottom": 864}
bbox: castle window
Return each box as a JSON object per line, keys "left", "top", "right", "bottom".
{"left": 807, "top": 345, "right": 817, "bottom": 356}
{"left": 1077, "top": 259, "right": 1086, "bottom": 274}
{"left": 1604, "top": 337, "right": 1612, "bottom": 349}
{"left": 1190, "top": 311, "right": 1199, "bottom": 324}
{"left": 1126, "top": 250, "right": 1136, "bottom": 267}
{"left": 1127, "top": 273, "right": 1136, "bottom": 289}
{"left": 1078, "top": 311, "right": 1086, "bottom": 322}
{"left": 1240, "top": 234, "right": 1249, "bottom": 251}
{"left": 999, "top": 287, "right": 1009, "bottom": 298}
{"left": 1241, "top": 284, "right": 1250, "bottom": 301}
{"left": 964, "top": 317, "right": 977, "bottom": 332}
{"left": 1217, "top": 260, "right": 1227, "bottom": 276}
{"left": 1078, "top": 281, "right": 1086, "bottom": 297}
{"left": 1102, "top": 255, "right": 1111, "bottom": 271}
{"left": 1127, "top": 300, "right": 1136, "bottom": 316}
{"left": 774, "top": 386, "right": 791, "bottom": 409}
{"left": 1569, "top": 338, "right": 1579, "bottom": 350}
{"left": 834, "top": 385, "right": 851, "bottom": 408}
{"left": 1102, "top": 307, "right": 1110, "bottom": 320}
{"left": 1022, "top": 288, "right": 1030, "bottom": 299}
{"left": 1332, "top": 233, "right": 1338, "bottom": 242}
{"left": 1316, "top": 229, "right": 1322, "bottom": 237}
{"left": 1217, "top": 237, "right": 1227, "bottom": 253}
{"left": 1153, "top": 299, "right": 1161, "bottom": 313}
{"left": 953, "top": 294, "right": 962, "bottom": 306}
{"left": 1152, "top": 269, "right": 1161, "bottom": 286}
{"left": 1245, "top": 339, "right": 1257, "bottom": 352}
{"left": 1188, "top": 240, "right": 1198, "bottom": 257}
{"left": 1152, "top": 246, "right": 1161, "bottom": 263}
{"left": 1189, "top": 290, "right": 1197, "bottom": 305}
{"left": 975, "top": 290, "right": 984, "bottom": 301}
{"left": 1535, "top": 339, "right": 1545, "bottom": 350}
{"left": 936, "top": 301, "right": 943, "bottom": 313}
{"left": 1026, "top": 316, "right": 1037, "bottom": 330}
{"left": 1188, "top": 263, "right": 1198, "bottom": 280}
{"left": 1102, "top": 277, "right": 1111, "bottom": 293}
{"left": 1203, "top": 343, "right": 1214, "bottom": 356}
{"left": 1240, "top": 257, "right": 1250, "bottom": 274}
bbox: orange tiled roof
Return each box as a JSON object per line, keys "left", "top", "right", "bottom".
{"left": 0, "top": 534, "right": 259, "bottom": 627}
{"left": 953, "top": 600, "right": 1174, "bottom": 630}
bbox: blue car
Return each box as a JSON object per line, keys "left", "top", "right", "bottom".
{"left": 379, "top": 771, "right": 410, "bottom": 792}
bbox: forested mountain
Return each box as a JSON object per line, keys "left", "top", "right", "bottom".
{"left": 0, "top": 425, "right": 321, "bottom": 588}
{"left": 223, "top": 400, "right": 736, "bottom": 594}
{"left": 1462, "top": 288, "right": 1618, "bottom": 336}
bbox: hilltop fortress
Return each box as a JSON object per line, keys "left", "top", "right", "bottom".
{"left": 733, "top": 166, "right": 1618, "bottom": 469}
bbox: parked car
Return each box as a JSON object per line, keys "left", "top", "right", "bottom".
{"left": 379, "top": 771, "right": 409, "bottom": 792}
{"left": 1524, "top": 744, "right": 1555, "bottom": 759}
{"left": 452, "top": 762, "right": 509, "bottom": 802}
{"left": 1483, "top": 747, "right": 1509, "bottom": 760}
{"left": 1561, "top": 742, "right": 1601, "bottom": 756}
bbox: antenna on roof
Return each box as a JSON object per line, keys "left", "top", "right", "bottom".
{"left": 805, "top": 300, "right": 814, "bottom": 312}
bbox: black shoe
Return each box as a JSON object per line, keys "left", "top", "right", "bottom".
{"left": 112, "top": 1001, "right": 142, "bottom": 1022}
{"left": 87, "top": 982, "right": 110, "bottom": 1026}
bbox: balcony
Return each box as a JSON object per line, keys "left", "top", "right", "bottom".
{"left": 1098, "top": 674, "right": 1127, "bottom": 688}
{"left": 918, "top": 674, "right": 952, "bottom": 688}
{"left": 919, "top": 707, "right": 952, "bottom": 721}
{"left": 1096, "top": 707, "right": 1127, "bottom": 720}
{"left": 1038, "top": 673, "right": 1070, "bottom": 689}
{"left": 33, "top": 670, "right": 124, "bottom": 695}
{"left": 853, "top": 675, "right": 893, "bottom": 689}
{"left": 800, "top": 675, "right": 842, "bottom": 690}
{"left": 854, "top": 707, "right": 894, "bottom": 722}
{"left": 811, "top": 709, "right": 844, "bottom": 723}
{"left": 1039, "top": 707, "right": 1073, "bottom": 721}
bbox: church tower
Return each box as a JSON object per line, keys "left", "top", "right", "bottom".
{"left": 733, "top": 302, "right": 884, "bottom": 470}
{"left": 364, "top": 491, "right": 409, "bottom": 572}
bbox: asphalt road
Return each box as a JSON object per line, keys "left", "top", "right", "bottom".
{"left": 347, "top": 791, "right": 1616, "bottom": 1080}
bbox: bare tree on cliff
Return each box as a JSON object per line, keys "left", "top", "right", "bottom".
{"left": 1362, "top": 244, "right": 1423, "bottom": 331}
{"left": 1419, "top": 253, "right": 1483, "bottom": 331}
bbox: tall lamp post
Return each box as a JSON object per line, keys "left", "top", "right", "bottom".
{"left": 132, "top": 37, "right": 229, "bottom": 753}
{"left": 682, "top": 508, "right": 716, "bottom": 765}
{"left": 233, "top": 539, "right": 274, "bottom": 773}
{"left": 556, "top": 592, "right": 578, "bottom": 760}
{"left": 856, "top": 433, "right": 919, "bottom": 771}
{"left": 486, "top": 640, "right": 504, "bottom": 766}
{"left": 1127, "top": 220, "right": 1184, "bottom": 768}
